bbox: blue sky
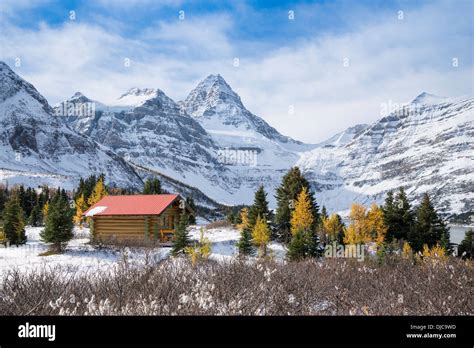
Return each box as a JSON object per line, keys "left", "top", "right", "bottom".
{"left": 1, "top": 0, "right": 473, "bottom": 142}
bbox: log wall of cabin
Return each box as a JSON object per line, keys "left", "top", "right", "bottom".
{"left": 92, "top": 205, "right": 183, "bottom": 242}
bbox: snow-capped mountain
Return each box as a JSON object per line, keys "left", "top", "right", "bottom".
{"left": 297, "top": 93, "right": 474, "bottom": 216}
{"left": 3, "top": 60, "right": 472, "bottom": 216}
{"left": 61, "top": 75, "right": 318, "bottom": 206}
{"left": 0, "top": 61, "right": 143, "bottom": 190}
{"left": 180, "top": 74, "right": 314, "bottom": 152}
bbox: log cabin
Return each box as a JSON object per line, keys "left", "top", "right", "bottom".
{"left": 83, "top": 194, "right": 194, "bottom": 244}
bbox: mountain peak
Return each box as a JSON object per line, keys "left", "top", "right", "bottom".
{"left": 111, "top": 87, "right": 161, "bottom": 108}
{"left": 183, "top": 74, "right": 243, "bottom": 114}
{"left": 119, "top": 87, "right": 158, "bottom": 99}
{"left": 411, "top": 92, "right": 445, "bottom": 105}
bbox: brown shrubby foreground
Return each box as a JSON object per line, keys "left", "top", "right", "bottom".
{"left": 0, "top": 256, "right": 472, "bottom": 315}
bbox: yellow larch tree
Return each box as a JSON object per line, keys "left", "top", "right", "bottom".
{"left": 323, "top": 213, "right": 345, "bottom": 242}
{"left": 252, "top": 215, "right": 271, "bottom": 257}
{"left": 366, "top": 203, "right": 388, "bottom": 245}
{"left": 42, "top": 201, "right": 49, "bottom": 221}
{"left": 237, "top": 207, "right": 250, "bottom": 231}
{"left": 87, "top": 177, "right": 107, "bottom": 207}
{"left": 73, "top": 193, "right": 88, "bottom": 227}
{"left": 344, "top": 203, "right": 370, "bottom": 244}
{"left": 290, "top": 187, "right": 314, "bottom": 236}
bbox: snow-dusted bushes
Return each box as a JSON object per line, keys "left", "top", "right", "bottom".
{"left": 0, "top": 256, "right": 472, "bottom": 315}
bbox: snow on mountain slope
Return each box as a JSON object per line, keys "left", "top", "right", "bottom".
{"left": 0, "top": 61, "right": 143, "bottom": 190}
{"left": 61, "top": 76, "right": 317, "bottom": 206}
{"left": 297, "top": 93, "right": 474, "bottom": 216}
{"left": 180, "top": 74, "right": 315, "bottom": 152}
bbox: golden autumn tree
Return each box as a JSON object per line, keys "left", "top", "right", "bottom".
{"left": 87, "top": 177, "right": 107, "bottom": 207}
{"left": 288, "top": 187, "right": 316, "bottom": 260}
{"left": 237, "top": 207, "right": 250, "bottom": 231}
{"left": 344, "top": 203, "right": 370, "bottom": 244}
{"left": 73, "top": 193, "right": 88, "bottom": 227}
{"left": 290, "top": 187, "right": 314, "bottom": 236}
{"left": 42, "top": 201, "right": 49, "bottom": 223}
{"left": 402, "top": 241, "right": 413, "bottom": 259}
{"left": 252, "top": 215, "right": 271, "bottom": 257}
{"left": 366, "top": 203, "right": 388, "bottom": 245}
{"left": 322, "top": 213, "right": 345, "bottom": 242}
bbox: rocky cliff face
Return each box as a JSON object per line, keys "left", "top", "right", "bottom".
{"left": 297, "top": 93, "right": 474, "bottom": 216}
{"left": 0, "top": 61, "right": 143, "bottom": 190}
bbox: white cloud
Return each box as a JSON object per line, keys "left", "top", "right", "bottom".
{"left": 0, "top": 1, "right": 472, "bottom": 143}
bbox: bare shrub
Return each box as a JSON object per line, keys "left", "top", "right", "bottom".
{"left": 205, "top": 220, "right": 233, "bottom": 229}
{"left": 0, "top": 256, "right": 472, "bottom": 315}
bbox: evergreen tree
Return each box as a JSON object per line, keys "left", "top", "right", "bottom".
{"left": 171, "top": 213, "right": 190, "bottom": 256}
{"left": 383, "top": 188, "right": 414, "bottom": 242}
{"left": 248, "top": 185, "right": 271, "bottom": 229}
{"left": 408, "top": 193, "right": 450, "bottom": 252}
{"left": 274, "top": 167, "right": 319, "bottom": 243}
{"left": 143, "top": 178, "right": 162, "bottom": 194}
{"left": 0, "top": 185, "right": 8, "bottom": 215}
{"left": 458, "top": 229, "right": 474, "bottom": 259}
{"left": 40, "top": 192, "right": 74, "bottom": 252}
{"left": 321, "top": 206, "right": 329, "bottom": 221}
{"left": 2, "top": 195, "right": 27, "bottom": 245}
{"left": 237, "top": 208, "right": 254, "bottom": 256}
{"left": 287, "top": 229, "right": 308, "bottom": 261}
{"left": 28, "top": 204, "right": 42, "bottom": 227}
{"left": 251, "top": 215, "right": 271, "bottom": 258}
{"left": 87, "top": 177, "right": 107, "bottom": 207}
{"left": 186, "top": 197, "right": 197, "bottom": 224}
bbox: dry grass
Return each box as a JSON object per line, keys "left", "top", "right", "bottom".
{"left": 0, "top": 256, "right": 472, "bottom": 316}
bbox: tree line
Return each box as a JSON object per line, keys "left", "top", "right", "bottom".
{"left": 0, "top": 176, "right": 197, "bottom": 253}
{"left": 230, "top": 167, "right": 473, "bottom": 260}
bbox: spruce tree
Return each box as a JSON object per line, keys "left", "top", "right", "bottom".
{"left": 172, "top": 213, "right": 190, "bottom": 256}
{"left": 409, "top": 193, "right": 450, "bottom": 252}
{"left": 2, "top": 195, "right": 27, "bottom": 245}
{"left": 28, "top": 204, "right": 42, "bottom": 227}
{"left": 458, "top": 230, "right": 474, "bottom": 259}
{"left": 237, "top": 227, "right": 254, "bottom": 256}
{"left": 143, "top": 178, "right": 162, "bottom": 194}
{"left": 237, "top": 208, "right": 255, "bottom": 256}
{"left": 383, "top": 188, "right": 414, "bottom": 242}
{"left": 274, "top": 167, "right": 319, "bottom": 243}
{"left": 0, "top": 186, "right": 8, "bottom": 215}
{"left": 40, "top": 193, "right": 74, "bottom": 252}
{"left": 186, "top": 197, "right": 197, "bottom": 224}
{"left": 287, "top": 229, "right": 307, "bottom": 261}
{"left": 248, "top": 185, "right": 271, "bottom": 229}
{"left": 321, "top": 206, "right": 328, "bottom": 221}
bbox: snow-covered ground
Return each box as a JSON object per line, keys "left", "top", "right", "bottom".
{"left": 0, "top": 225, "right": 287, "bottom": 279}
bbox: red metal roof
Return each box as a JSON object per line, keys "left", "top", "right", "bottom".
{"left": 83, "top": 194, "right": 180, "bottom": 216}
